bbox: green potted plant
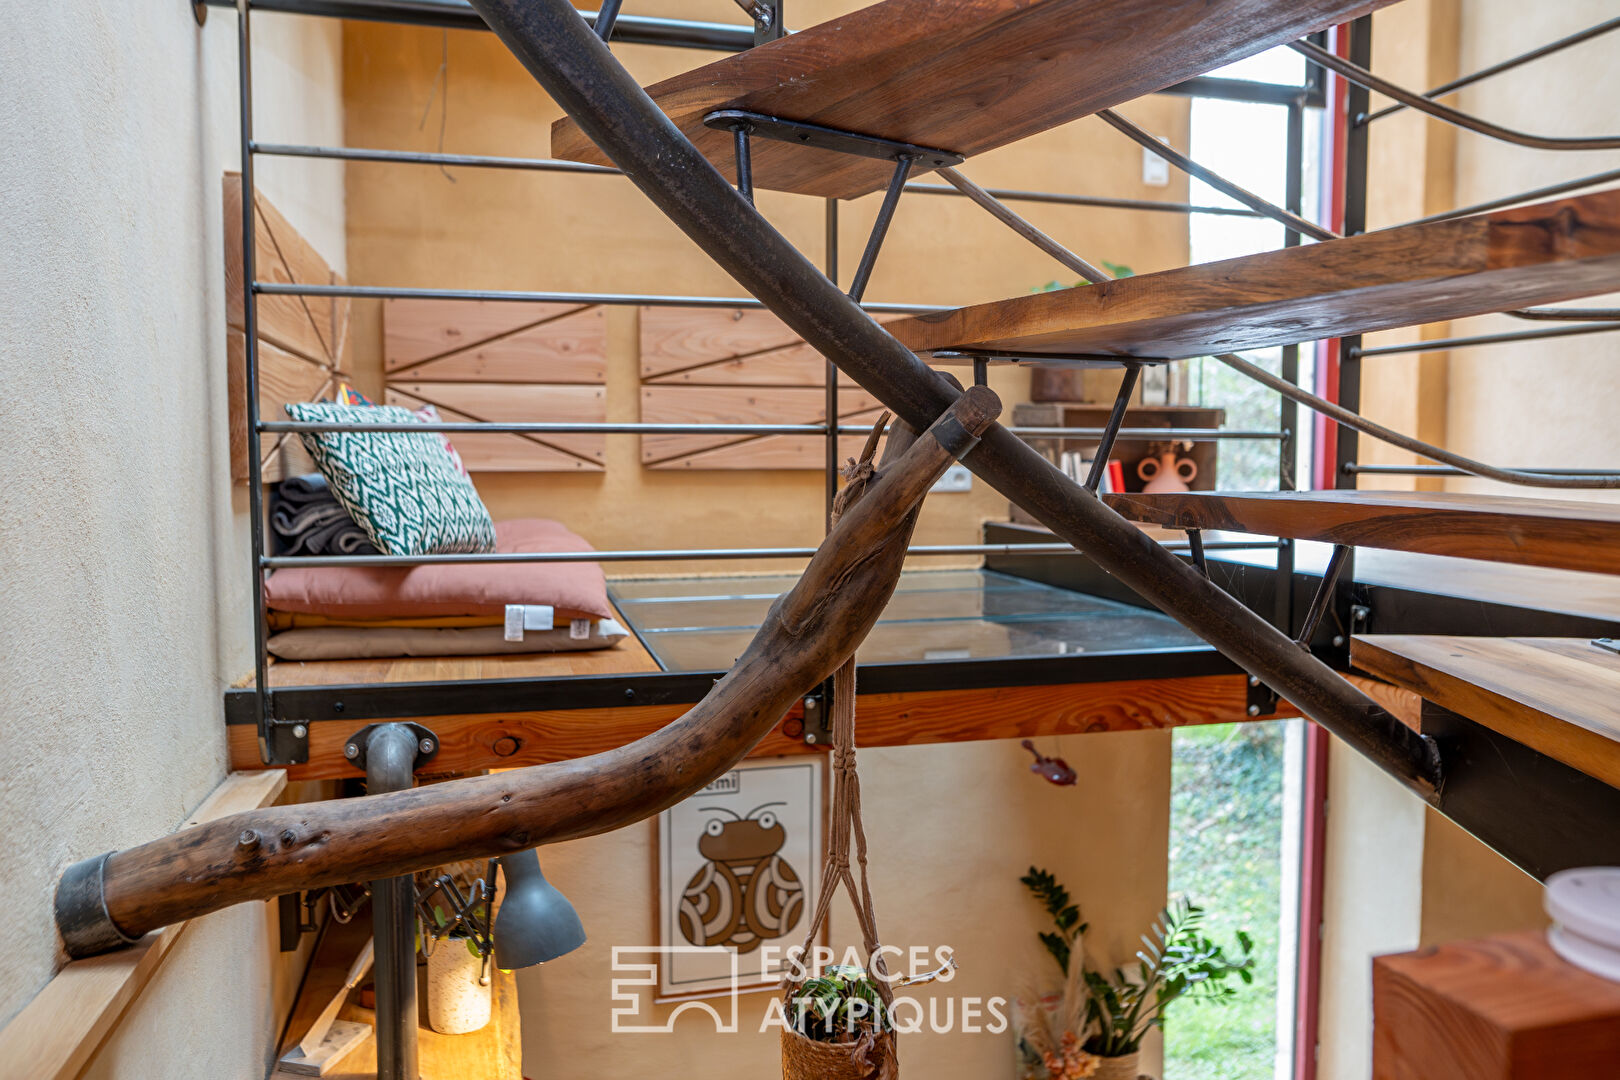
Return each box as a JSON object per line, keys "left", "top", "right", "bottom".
{"left": 1021, "top": 868, "right": 1254, "bottom": 1080}
{"left": 782, "top": 963, "right": 895, "bottom": 1080}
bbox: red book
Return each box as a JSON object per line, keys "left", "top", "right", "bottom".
{"left": 1107, "top": 460, "right": 1125, "bottom": 494}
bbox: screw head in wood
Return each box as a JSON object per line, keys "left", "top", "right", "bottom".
{"left": 1247, "top": 704, "right": 1261, "bottom": 716}
{"left": 805, "top": 733, "right": 818, "bottom": 744}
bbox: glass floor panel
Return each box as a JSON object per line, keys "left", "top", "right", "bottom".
{"left": 609, "top": 568, "right": 1204, "bottom": 672}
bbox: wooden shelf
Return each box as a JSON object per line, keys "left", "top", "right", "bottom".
{"left": 1351, "top": 635, "right": 1620, "bottom": 789}
{"left": 1102, "top": 489, "right": 1620, "bottom": 576}
{"left": 551, "top": 0, "right": 1397, "bottom": 199}
{"left": 890, "top": 189, "right": 1620, "bottom": 358}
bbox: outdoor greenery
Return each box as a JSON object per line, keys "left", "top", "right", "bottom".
{"left": 788, "top": 964, "right": 891, "bottom": 1044}
{"left": 1165, "top": 722, "right": 1288, "bottom": 1079}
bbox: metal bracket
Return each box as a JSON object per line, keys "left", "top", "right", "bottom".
{"left": 279, "top": 883, "right": 370, "bottom": 951}
{"left": 260, "top": 717, "right": 310, "bottom": 767}
{"left": 1246, "top": 675, "right": 1280, "bottom": 718}
{"left": 800, "top": 683, "right": 833, "bottom": 745}
{"left": 343, "top": 722, "right": 441, "bottom": 772}
{"left": 1593, "top": 638, "right": 1620, "bottom": 656}
{"left": 702, "top": 110, "right": 963, "bottom": 169}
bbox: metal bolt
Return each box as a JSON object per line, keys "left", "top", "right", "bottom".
{"left": 291, "top": 724, "right": 307, "bottom": 739}
{"left": 1248, "top": 675, "right": 1261, "bottom": 687}
{"left": 1247, "top": 704, "right": 1261, "bottom": 716}
{"left": 333, "top": 701, "right": 345, "bottom": 712}
{"left": 237, "top": 829, "right": 260, "bottom": 851}
{"left": 344, "top": 743, "right": 359, "bottom": 759}
{"left": 805, "top": 733, "right": 818, "bottom": 744}
{"left": 624, "top": 688, "right": 635, "bottom": 700}
{"left": 419, "top": 737, "right": 436, "bottom": 755}
{"left": 1332, "top": 635, "right": 1346, "bottom": 648}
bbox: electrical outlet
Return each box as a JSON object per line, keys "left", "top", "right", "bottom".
{"left": 1142, "top": 141, "right": 1170, "bottom": 187}
{"left": 931, "top": 463, "right": 972, "bottom": 493}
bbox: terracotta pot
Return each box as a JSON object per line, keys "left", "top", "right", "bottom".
{"left": 1091, "top": 1051, "right": 1142, "bottom": 1080}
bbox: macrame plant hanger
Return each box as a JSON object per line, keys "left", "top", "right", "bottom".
{"left": 780, "top": 416, "right": 901, "bottom": 1080}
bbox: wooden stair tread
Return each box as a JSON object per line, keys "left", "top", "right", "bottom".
{"left": 891, "top": 189, "right": 1620, "bottom": 358}
{"left": 1102, "top": 488, "right": 1620, "bottom": 576}
{"left": 1351, "top": 635, "right": 1620, "bottom": 788}
{"left": 551, "top": 0, "right": 1395, "bottom": 199}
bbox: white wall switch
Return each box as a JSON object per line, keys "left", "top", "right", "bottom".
{"left": 1142, "top": 142, "right": 1170, "bottom": 187}
{"left": 931, "top": 463, "right": 973, "bottom": 493}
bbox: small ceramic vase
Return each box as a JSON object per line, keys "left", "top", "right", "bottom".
{"left": 1138, "top": 451, "right": 1198, "bottom": 493}
{"left": 426, "top": 938, "right": 492, "bottom": 1035}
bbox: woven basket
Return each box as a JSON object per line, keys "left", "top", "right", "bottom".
{"left": 1091, "top": 1051, "right": 1141, "bottom": 1080}
{"left": 780, "top": 1026, "right": 895, "bottom": 1080}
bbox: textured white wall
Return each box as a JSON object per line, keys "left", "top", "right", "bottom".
{"left": 0, "top": 2, "right": 344, "bottom": 1073}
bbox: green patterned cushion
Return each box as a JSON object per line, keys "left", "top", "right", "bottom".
{"left": 286, "top": 402, "right": 496, "bottom": 557}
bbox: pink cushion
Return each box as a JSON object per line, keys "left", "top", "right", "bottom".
{"left": 265, "top": 518, "right": 613, "bottom": 620}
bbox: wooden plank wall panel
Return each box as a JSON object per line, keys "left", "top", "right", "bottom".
{"left": 385, "top": 386, "right": 606, "bottom": 471}
{"left": 382, "top": 301, "right": 608, "bottom": 472}
{"left": 641, "top": 384, "right": 883, "bottom": 466}
{"left": 224, "top": 173, "right": 350, "bottom": 484}
{"left": 638, "top": 306, "right": 912, "bottom": 470}
{"left": 384, "top": 300, "right": 606, "bottom": 383}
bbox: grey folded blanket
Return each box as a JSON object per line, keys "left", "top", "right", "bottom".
{"left": 270, "top": 474, "right": 379, "bottom": 556}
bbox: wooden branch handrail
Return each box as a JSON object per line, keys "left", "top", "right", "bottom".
{"left": 54, "top": 387, "right": 1000, "bottom": 957}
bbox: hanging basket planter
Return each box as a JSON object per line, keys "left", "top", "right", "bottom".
{"left": 780, "top": 1025, "right": 896, "bottom": 1080}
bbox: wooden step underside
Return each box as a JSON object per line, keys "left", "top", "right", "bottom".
{"left": 1352, "top": 635, "right": 1620, "bottom": 789}
{"left": 1103, "top": 489, "right": 1620, "bottom": 576}
{"left": 551, "top": 0, "right": 1396, "bottom": 199}
{"left": 891, "top": 189, "right": 1620, "bottom": 358}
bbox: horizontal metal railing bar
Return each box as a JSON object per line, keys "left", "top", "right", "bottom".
{"left": 260, "top": 539, "right": 1281, "bottom": 569}
{"left": 1363, "top": 16, "right": 1620, "bottom": 124}
{"left": 251, "top": 142, "right": 1263, "bottom": 218}
{"left": 1353, "top": 321, "right": 1620, "bottom": 357}
{"left": 1395, "top": 167, "right": 1620, "bottom": 227}
{"left": 258, "top": 420, "right": 1287, "bottom": 440}
{"left": 206, "top": 0, "right": 755, "bottom": 49}
{"left": 252, "top": 281, "right": 945, "bottom": 313}
{"left": 1345, "top": 463, "right": 1620, "bottom": 478}
{"left": 902, "top": 182, "right": 1263, "bottom": 217}
{"left": 1160, "top": 75, "right": 1322, "bottom": 108}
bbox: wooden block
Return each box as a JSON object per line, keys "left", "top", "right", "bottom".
{"left": 639, "top": 305, "right": 864, "bottom": 384}
{"left": 276, "top": 1019, "right": 372, "bottom": 1077}
{"left": 0, "top": 771, "right": 288, "bottom": 1080}
{"left": 1105, "top": 489, "right": 1620, "bottom": 575}
{"left": 891, "top": 190, "right": 1620, "bottom": 359}
{"left": 1373, "top": 931, "right": 1620, "bottom": 1080}
{"left": 552, "top": 0, "right": 1397, "bottom": 198}
{"left": 384, "top": 299, "right": 604, "bottom": 383}
{"left": 224, "top": 173, "right": 337, "bottom": 367}
{"left": 1351, "top": 636, "right": 1620, "bottom": 789}
{"left": 228, "top": 332, "right": 334, "bottom": 484}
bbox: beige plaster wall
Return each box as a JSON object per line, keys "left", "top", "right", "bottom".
{"left": 0, "top": 4, "right": 345, "bottom": 1074}
{"left": 337, "top": 10, "right": 1192, "bottom": 1078}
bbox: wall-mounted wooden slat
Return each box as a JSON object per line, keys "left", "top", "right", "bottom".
{"left": 223, "top": 174, "right": 343, "bottom": 368}
{"left": 640, "top": 384, "right": 882, "bottom": 464}
{"left": 639, "top": 305, "right": 875, "bottom": 384}
{"left": 0, "top": 771, "right": 288, "bottom": 1080}
{"left": 228, "top": 333, "right": 334, "bottom": 484}
{"left": 654, "top": 406, "right": 890, "bottom": 470}
{"left": 386, "top": 385, "right": 606, "bottom": 471}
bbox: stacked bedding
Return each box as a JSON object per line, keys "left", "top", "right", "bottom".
{"left": 265, "top": 517, "right": 627, "bottom": 660}
{"left": 264, "top": 390, "right": 625, "bottom": 661}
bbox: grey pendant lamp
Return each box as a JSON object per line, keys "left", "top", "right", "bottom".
{"left": 493, "top": 849, "right": 587, "bottom": 968}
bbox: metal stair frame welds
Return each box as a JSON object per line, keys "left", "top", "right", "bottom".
{"left": 461, "top": 0, "right": 1441, "bottom": 796}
